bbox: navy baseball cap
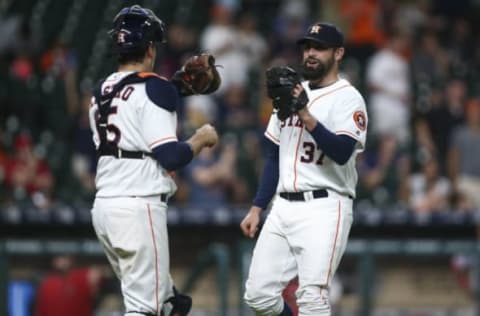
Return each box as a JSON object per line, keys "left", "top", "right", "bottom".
{"left": 297, "top": 22, "right": 344, "bottom": 48}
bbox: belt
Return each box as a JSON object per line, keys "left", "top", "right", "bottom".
{"left": 279, "top": 189, "right": 328, "bottom": 201}
{"left": 160, "top": 194, "right": 168, "bottom": 203}
{"left": 97, "top": 148, "right": 152, "bottom": 159}
{"left": 130, "top": 194, "right": 169, "bottom": 203}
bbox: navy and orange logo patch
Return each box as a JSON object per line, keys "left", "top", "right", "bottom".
{"left": 353, "top": 111, "right": 366, "bottom": 131}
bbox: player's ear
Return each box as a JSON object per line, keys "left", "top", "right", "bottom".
{"left": 334, "top": 47, "right": 344, "bottom": 62}
{"left": 146, "top": 42, "right": 156, "bottom": 60}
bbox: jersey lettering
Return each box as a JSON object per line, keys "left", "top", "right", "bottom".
{"left": 103, "top": 85, "right": 135, "bottom": 101}
{"left": 300, "top": 141, "right": 325, "bottom": 165}
{"left": 122, "top": 86, "right": 135, "bottom": 100}
{"left": 280, "top": 115, "right": 303, "bottom": 129}
{"left": 95, "top": 106, "right": 121, "bottom": 145}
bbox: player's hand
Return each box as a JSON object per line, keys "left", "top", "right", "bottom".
{"left": 292, "top": 83, "right": 304, "bottom": 98}
{"left": 240, "top": 206, "right": 262, "bottom": 238}
{"left": 196, "top": 124, "right": 219, "bottom": 148}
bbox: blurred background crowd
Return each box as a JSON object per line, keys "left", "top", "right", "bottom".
{"left": 1, "top": 0, "right": 480, "bottom": 223}
{"left": 1, "top": 0, "right": 480, "bottom": 315}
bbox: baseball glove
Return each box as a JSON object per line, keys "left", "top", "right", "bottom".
{"left": 171, "top": 54, "right": 221, "bottom": 96}
{"left": 266, "top": 66, "right": 309, "bottom": 121}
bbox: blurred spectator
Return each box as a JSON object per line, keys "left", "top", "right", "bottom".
{"left": 183, "top": 95, "right": 218, "bottom": 135}
{"left": 366, "top": 30, "right": 411, "bottom": 146}
{"left": 0, "top": 126, "right": 9, "bottom": 199}
{"left": 34, "top": 255, "right": 110, "bottom": 316}
{"left": 236, "top": 12, "right": 268, "bottom": 67}
{"left": 0, "top": 16, "right": 40, "bottom": 55}
{"left": 40, "top": 39, "right": 80, "bottom": 119}
{"left": 448, "top": 98, "right": 480, "bottom": 210}
{"left": 5, "top": 133, "right": 54, "bottom": 208}
{"left": 269, "top": 0, "right": 310, "bottom": 66}
{"left": 394, "top": 0, "right": 432, "bottom": 35}
{"left": 9, "top": 53, "right": 34, "bottom": 82}
{"left": 411, "top": 31, "right": 450, "bottom": 94}
{"left": 445, "top": 18, "right": 474, "bottom": 79}
{"left": 339, "top": 0, "right": 385, "bottom": 66}
{"left": 415, "top": 79, "right": 466, "bottom": 171}
{"left": 155, "top": 21, "right": 198, "bottom": 78}
{"left": 185, "top": 142, "right": 239, "bottom": 208}
{"left": 218, "top": 84, "right": 253, "bottom": 130}
{"left": 406, "top": 157, "right": 451, "bottom": 214}
{"left": 200, "top": 3, "right": 249, "bottom": 93}
{"left": 71, "top": 92, "right": 96, "bottom": 196}
{"left": 357, "top": 136, "right": 411, "bottom": 206}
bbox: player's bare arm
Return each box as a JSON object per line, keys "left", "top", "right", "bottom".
{"left": 186, "top": 124, "right": 219, "bottom": 156}
{"left": 240, "top": 206, "right": 262, "bottom": 238}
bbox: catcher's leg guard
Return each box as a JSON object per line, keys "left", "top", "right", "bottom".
{"left": 162, "top": 287, "right": 192, "bottom": 316}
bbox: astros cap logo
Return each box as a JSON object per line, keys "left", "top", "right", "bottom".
{"left": 310, "top": 25, "right": 322, "bottom": 34}
{"left": 117, "top": 31, "right": 126, "bottom": 43}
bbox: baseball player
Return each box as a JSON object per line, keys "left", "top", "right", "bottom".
{"left": 240, "top": 22, "right": 368, "bottom": 316}
{"left": 89, "top": 5, "right": 219, "bottom": 316}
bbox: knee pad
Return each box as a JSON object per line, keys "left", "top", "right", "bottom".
{"left": 296, "top": 285, "right": 330, "bottom": 315}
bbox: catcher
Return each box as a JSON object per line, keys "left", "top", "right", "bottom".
{"left": 89, "top": 5, "right": 220, "bottom": 316}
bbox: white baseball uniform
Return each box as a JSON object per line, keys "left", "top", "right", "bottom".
{"left": 89, "top": 71, "right": 177, "bottom": 315}
{"left": 245, "top": 78, "right": 367, "bottom": 315}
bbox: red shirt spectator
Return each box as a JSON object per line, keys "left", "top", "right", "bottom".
{"left": 5, "top": 134, "right": 53, "bottom": 196}
{"left": 34, "top": 256, "right": 106, "bottom": 316}
{"left": 35, "top": 268, "right": 93, "bottom": 316}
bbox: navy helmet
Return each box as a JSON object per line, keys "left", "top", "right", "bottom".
{"left": 109, "top": 5, "right": 165, "bottom": 54}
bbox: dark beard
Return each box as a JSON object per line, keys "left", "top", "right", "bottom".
{"left": 301, "top": 56, "right": 335, "bottom": 81}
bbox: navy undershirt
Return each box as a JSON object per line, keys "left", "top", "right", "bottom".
{"left": 309, "top": 122, "right": 357, "bottom": 165}
{"left": 252, "top": 123, "right": 357, "bottom": 209}
{"left": 252, "top": 137, "right": 279, "bottom": 209}
{"left": 145, "top": 76, "right": 193, "bottom": 170}
{"left": 152, "top": 142, "right": 193, "bottom": 171}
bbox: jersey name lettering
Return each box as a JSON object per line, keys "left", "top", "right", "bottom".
{"left": 280, "top": 115, "right": 304, "bottom": 129}
{"left": 102, "top": 85, "right": 135, "bottom": 101}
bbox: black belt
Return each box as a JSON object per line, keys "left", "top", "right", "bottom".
{"left": 160, "top": 193, "right": 168, "bottom": 203}
{"left": 130, "top": 194, "right": 169, "bottom": 203}
{"left": 98, "top": 148, "right": 152, "bottom": 159}
{"left": 279, "top": 189, "right": 328, "bottom": 201}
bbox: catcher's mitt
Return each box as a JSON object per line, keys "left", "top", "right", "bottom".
{"left": 266, "top": 66, "right": 308, "bottom": 121}
{"left": 171, "top": 54, "right": 221, "bottom": 96}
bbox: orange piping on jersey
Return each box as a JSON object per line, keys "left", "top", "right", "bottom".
{"left": 138, "top": 72, "right": 168, "bottom": 81}
{"left": 292, "top": 128, "right": 304, "bottom": 192}
{"left": 336, "top": 130, "right": 362, "bottom": 143}
{"left": 147, "top": 203, "right": 160, "bottom": 315}
{"left": 326, "top": 200, "right": 341, "bottom": 285}
{"left": 307, "top": 84, "right": 351, "bottom": 109}
{"left": 265, "top": 131, "right": 280, "bottom": 144}
{"left": 149, "top": 136, "right": 178, "bottom": 148}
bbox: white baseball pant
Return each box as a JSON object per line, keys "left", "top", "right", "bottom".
{"left": 91, "top": 195, "right": 174, "bottom": 316}
{"left": 245, "top": 191, "right": 353, "bottom": 316}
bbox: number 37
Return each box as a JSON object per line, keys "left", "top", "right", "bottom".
{"left": 300, "top": 141, "right": 325, "bottom": 165}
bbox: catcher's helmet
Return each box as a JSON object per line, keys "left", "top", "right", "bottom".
{"left": 109, "top": 5, "right": 165, "bottom": 54}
